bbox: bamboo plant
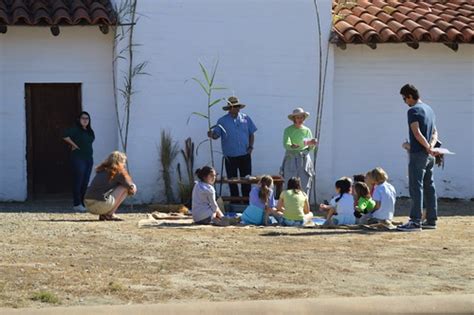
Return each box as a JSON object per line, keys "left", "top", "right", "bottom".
{"left": 311, "top": 0, "right": 331, "bottom": 204}
{"left": 187, "top": 60, "right": 226, "bottom": 167}
{"left": 112, "top": 0, "right": 149, "bottom": 154}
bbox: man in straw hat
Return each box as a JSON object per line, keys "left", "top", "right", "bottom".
{"left": 281, "top": 107, "right": 318, "bottom": 195}
{"left": 207, "top": 96, "right": 257, "bottom": 197}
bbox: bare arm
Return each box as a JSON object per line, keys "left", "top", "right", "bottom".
{"left": 277, "top": 197, "right": 284, "bottom": 213}
{"left": 63, "top": 136, "right": 79, "bottom": 150}
{"left": 247, "top": 133, "right": 255, "bottom": 154}
{"left": 303, "top": 197, "right": 310, "bottom": 214}
{"left": 372, "top": 201, "right": 381, "bottom": 212}
{"left": 429, "top": 127, "right": 438, "bottom": 148}
{"left": 207, "top": 131, "right": 219, "bottom": 140}
{"left": 410, "top": 122, "right": 434, "bottom": 154}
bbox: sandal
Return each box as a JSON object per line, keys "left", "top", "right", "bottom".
{"left": 106, "top": 214, "right": 124, "bottom": 221}
{"left": 98, "top": 214, "right": 124, "bottom": 221}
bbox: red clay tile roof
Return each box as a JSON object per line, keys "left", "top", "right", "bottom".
{"left": 332, "top": 0, "right": 474, "bottom": 45}
{"left": 0, "top": 0, "right": 116, "bottom": 26}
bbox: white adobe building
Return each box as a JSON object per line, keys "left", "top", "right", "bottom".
{"left": 0, "top": 0, "right": 472, "bottom": 203}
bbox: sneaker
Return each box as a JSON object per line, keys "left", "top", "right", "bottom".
{"left": 73, "top": 205, "right": 86, "bottom": 212}
{"left": 422, "top": 221, "right": 437, "bottom": 230}
{"left": 397, "top": 221, "right": 421, "bottom": 232}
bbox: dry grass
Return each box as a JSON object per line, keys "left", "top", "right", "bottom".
{"left": 0, "top": 199, "right": 472, "bottom": 308}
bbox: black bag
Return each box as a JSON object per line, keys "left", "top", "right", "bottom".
{"left": 434, "top": 140, "right": 444, "bottom": 168}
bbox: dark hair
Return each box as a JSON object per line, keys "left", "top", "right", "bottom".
{"left": 76, "top": 111, "right": 95, "bottom": 137}
{"left": 195, "top": 166, "right": 215, "bottom": 182}
{"left": 354, "top": 181, "right": 371, "bottom": 200}
{"left": 258, "top": 175, "right": 273, "bottom": 205}
{"left": 287, "top": 177, "right": 302, "bottom": 193}
{"left": 353, "top": 174, "right": 365, "bottom": 183}
{"left": 335, "top": 177, "right": 352, "bottom": 203}
{"left": 400, "top": 84, "right": 419, "bottom": 100}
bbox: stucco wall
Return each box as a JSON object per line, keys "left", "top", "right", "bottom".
{"left": 0, "top": 27, "right": 116, "bottom": 201}
{"left": 115, "top": 0, "right": 332, "bottom": 203}
{"left": 330, "top": 44, "right": 474, "bottom": 200}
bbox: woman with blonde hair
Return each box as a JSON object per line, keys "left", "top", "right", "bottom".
{"left": 84, "top": 151, "right": 137, "bottom": 221}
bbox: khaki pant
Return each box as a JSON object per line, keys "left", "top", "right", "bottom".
{"left": 84, "top": 195, "right": 115, "bottom": 215}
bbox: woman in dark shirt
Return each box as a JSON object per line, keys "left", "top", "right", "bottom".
{"left": 84, "top": 151, "right": 137, "bottom": 221}
{"left": 63, "top": 111, "right": 95, "bottom": 211}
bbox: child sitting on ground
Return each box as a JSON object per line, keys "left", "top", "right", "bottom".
{"left": 241, "top": 175, "right": 282, "bottom": 225}
{"left": 366, "top": 167, "right": 396, "bottom": 224}
{"left": 276, "top": 177, "right": 312, "bottom": 226}
{"left": 191, "top": 166, "right": 224, "bottom": 225}
{"left": 319, "top": 177, "right": 356, "bottom": 225}
{"left": 353, "top": 181, "right": 376, "bottom": 224}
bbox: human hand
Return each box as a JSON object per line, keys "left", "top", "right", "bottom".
{"left": 402, "top": 141, "right": 410, "bottom": 151}
{"left": 71, "top": 145, "right": 80, "bottom": 151}
{"left": 290, "top": 144, "right": 300, "bottom": 149}
{"left": 427, "top": 146, "right": 439, "bottom": 156}
{"left": 247, "top": 146, "right": 253, "bottom": 154}
{"left": 207, "top": 131, "right": 213, "bottom": 138}
{"left": 214, "top": 208, "right": 224, "bottom": 219}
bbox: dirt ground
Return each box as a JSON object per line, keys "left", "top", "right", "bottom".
{"left": 0, "top": 198, "right": 472, "bottom": 308}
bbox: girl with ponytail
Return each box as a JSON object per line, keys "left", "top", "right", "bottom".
{"left": 319, "top": 177, "right": 356, "bottom": 225}
{"left": 242, "top": 175, "right": 281, "bottom": 225}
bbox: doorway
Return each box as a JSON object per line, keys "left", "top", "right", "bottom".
{"left": 25, "top": 83, "right": 82, "bottom": 198}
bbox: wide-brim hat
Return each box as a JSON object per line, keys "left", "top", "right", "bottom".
{"left": 288, "top": 107, "right": 310, "bottom": 120}
{"left": 222, "top": 96, "right": 246, "bottom": 111}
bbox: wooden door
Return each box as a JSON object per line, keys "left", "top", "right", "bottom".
{"left": 26, "top": 83, "right": 82, "bottom": 198}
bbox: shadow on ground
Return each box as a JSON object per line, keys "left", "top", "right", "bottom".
{"left": 0, "top": 198, "right": 472, "bottom": 216}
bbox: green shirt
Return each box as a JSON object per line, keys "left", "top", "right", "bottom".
{"left": 280, "top": 189, "right": 307, "bottom": 221}
{"left": 64, "top": 126, "right": 95, "bottom": 160}
{"left": 283, "top": 125, "right": 314, "bottom": 152}
{"left": 357, "top": 196, "right": 376, "bottom": 214}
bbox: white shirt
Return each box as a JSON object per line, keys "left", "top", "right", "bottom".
{"left": 191, "top": 181, "right": 219, "bottom": 222}
{"left": 330, "top": 193, "right": 354, "bottom": 217}
{"left": 372, "top": 182, "right": 396, "bottom": 220}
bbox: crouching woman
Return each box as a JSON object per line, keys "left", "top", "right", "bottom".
{"left": 84, "top": 151, "right": 137, "bottom": 221}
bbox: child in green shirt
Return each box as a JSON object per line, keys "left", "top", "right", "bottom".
{"left": 353, "top": 181, "right": 375, "bottom": 223}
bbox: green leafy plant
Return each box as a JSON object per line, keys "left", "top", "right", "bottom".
{"left": 177, "top": 137, "right": 195, "bottom": 206}
{"left": 31, "top": 291, "right": 60, "bottom": 304}
{"left": 187, "top": 60, "right": 226, "bottom": 167}
{"left": 159, "top": 130, "right": 180, "bottom": 203}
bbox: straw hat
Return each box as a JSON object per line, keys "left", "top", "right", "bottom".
{"left": 222, "top": 96, "right": 246, "bottom": 111}
{"left": 288, "top": 107, "right": 310, "bottom": 120}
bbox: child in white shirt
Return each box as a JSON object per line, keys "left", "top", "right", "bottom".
{"left": 368, "top": 167, "right": 396, "bottom": 222}
{"left": 319, "top": 177, "right": 356, "bottom": 225}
